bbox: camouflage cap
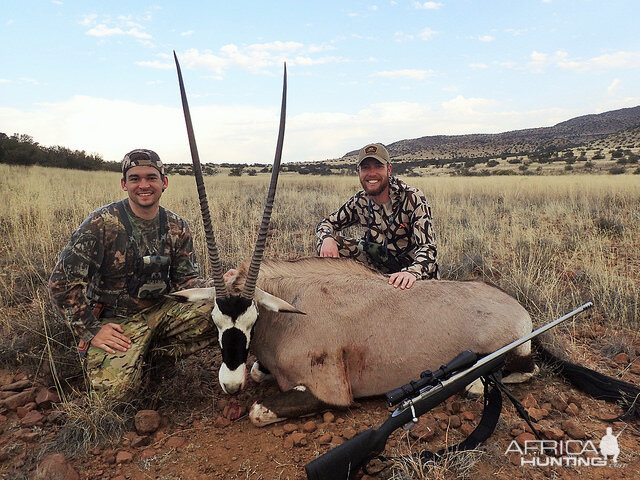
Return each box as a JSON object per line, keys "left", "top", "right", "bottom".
{"left": 357, "top": 143, "right": 391, "bottom": 167}
{"left": 122, "top": 149, "right": 165, "bottom": 176}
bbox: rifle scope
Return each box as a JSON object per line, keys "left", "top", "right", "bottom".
{"left": 385, "top": 350, "right": 478, "bottom": 407}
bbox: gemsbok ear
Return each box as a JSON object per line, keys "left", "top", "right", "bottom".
{"left": 167, "top": 287, "right": 216, "bottom": 303}
{"left": 255, "top": 288, "right": 306, "bottom": 315}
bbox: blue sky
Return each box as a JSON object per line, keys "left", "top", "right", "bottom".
{"left": 2, "top": 1, "right": 639, "bottom": 164}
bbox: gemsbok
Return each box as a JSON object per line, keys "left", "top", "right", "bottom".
{"left": 172, "top": 53, "right": 640, "bottom": 427}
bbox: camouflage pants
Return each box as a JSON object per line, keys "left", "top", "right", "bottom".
{"left": 315, "top": 235, "right": 377, "bottom": 269}
{"left": 85, "top": 298, "right": 216, "bottom": 402}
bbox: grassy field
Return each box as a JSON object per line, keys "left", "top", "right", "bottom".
{"left": 0, "top": 164, "right": 638, "bottom": 375}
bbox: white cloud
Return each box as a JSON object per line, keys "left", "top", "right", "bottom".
{"left": 0, "top": 79, "right": 10, "bottom": 84}
{"left": 370, "top": 5, "right": 379, "bottom": 11}
{"left": 373, "top": 69, "right": 433, "bottom": 80}
{"left": 19, "top": 77, "right": 39, "bottom": 85}
{"left": 180, "top": 30, "right": 194, "bottom": 36}
{"left": 136, "top": 60, "right": 173, "bottom": 70}
{"left": 413, "top": 1, "right": 443, "bottom": 9}
{"left": 52, "top": 0, "right": 63, "bottom": 5}
{"left": 81, "top": 13, "right": 152, "bottom": 42}
{"left": 469, "top": 63, "right": 488, "bottom": 69}
{"left": 558, "top": 51, "right": 640, "bottom": 71}
{"left": 478, "top": 35, "right": 494, "bottom": 42}
{"left": 417, "top": 27, "right": 437, "bottom": 40}
{"left": 607, "top": 78, "right": 620, "bottom": 95}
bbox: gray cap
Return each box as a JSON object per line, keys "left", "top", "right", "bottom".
{"left": 357, "top": 143, "right": 390, "bottom": 166}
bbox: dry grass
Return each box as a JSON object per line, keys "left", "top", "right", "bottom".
{"left": 1, "top": 165, "right": 638, "bottom": 396}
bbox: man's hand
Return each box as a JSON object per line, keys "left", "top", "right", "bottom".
{"left": 388, "top": 271, "right": 417, "bottom": 290}
{"left": 320, "top": 237, "right": 340, "bottom": 258}
{"left": 90, "top": 323, "right": 132, "bottom": 354}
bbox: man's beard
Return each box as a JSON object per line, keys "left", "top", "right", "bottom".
{"left": 360, "top": 176, "right": 389, "bottom": 197}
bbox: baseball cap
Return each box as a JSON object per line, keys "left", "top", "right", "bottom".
{"left": 122, "top": 149, "right": 165, "bottom": 176}
{"left": 357, "top": 143, "right": 391, "bottom": 167}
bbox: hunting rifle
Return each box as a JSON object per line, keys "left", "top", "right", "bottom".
{"left": 305, "top": 302, "right": 593, "bottom": 480}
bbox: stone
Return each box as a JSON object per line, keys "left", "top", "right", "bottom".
{"left": 409, "top": 416, "right": 438, "bottom": 441}
{"left": 447, "top": 401, "right": 461, "bottom": 414}
{"left": 323, "top": 412, "right": 335, "bottom": 423}
{"left": 47, "top": 411, "right": 65, "bottom": 424}
{"left": 565, "top": 403, "right": 580, "bottom": 416}
{"left": 290, "top": 432, "right": 307, "bottom": 447}
{"left": 0, "top": 391, "right": 17, "bottom": 400}
{"left": 17, "top": 429, "right": 39, "bottom": 442}
{"left": 303, "top": 421, "right": 317, "bottom": 433}
{"left": 131, "top": 435, "right": 151, "bottom": 448}
{"left": 550, "top": 395, "right": 568, "bottom": 412}
{"left": 541, "top": 427, "right": 565, "bottom": 441}
{"left": 460, "top": 411, "right": 475, "bottom": 422}
{"left": 515, "top": 432, "right": 536, "bottom": 448}
{"left": 35, "top": 388, "right": 60, "bottom": 409}
{"left": 283, "top": 436, "right": 294, "bottom": 449}
{"left": 596, "top": 412, "right": 619, "bottom": 422}
{"left": 317, "top": 433, "right": 332, "bottom": 444}
{"left": 521, "top": 393, "right": 539, "bottom": 410}
{"left": 272, "top": 427, "right": 285, "bottom": 437}
{"left": 331, "top": 435, "right": 345, "bottom": 445}
{"left": 134, "top": 410, "right": 161, "bottom": 435}
{"left": 165, "top": 436, "right": 186, "bottom": 449}
{"left": 2, "top": 388, "right": 37, "bottom": 410}
{"left": 629, "top": 362, "right": 640, "bottom": 375}
{"left": 341, "top": 427, "right": 357, "bottom": 440}
{"left": 140, "top": 448, "right": 156, "bottom": 460}
{"left": 214, "top": 416, "right": 231, "bottom": 428}
{"left": 34, "top": 453, "right": 79, "bottom": 480}
{"left": 115, "top": 450, "right": 133, "bottom": 464}
{"left": 16, "top": 404, "right": 35, "bottom": 418}
{"left": 448, "top": 415, "right": 461, "bottom": 428}
{"left": 527, "top": 408, "right": 549, "bottom": 422}
{"left": 0, "top": 371, "right": 14, "bottom": 387}
{"left": 0, "top": 380, "right": 31, "bottom": 392}
{"left": 613, "top": 352, "right": 630, "bottom": 365}
{"left": 20, "top": 410, "right": 44, "bottom": 427}
{"left": 283, "top": 423, "right": 297, "bottom": 433}
{"left": 460, "top": 423, "right": 475, "bottom": 436}
{"left": 561, "top": 419, "right": 586, "bottom": 439}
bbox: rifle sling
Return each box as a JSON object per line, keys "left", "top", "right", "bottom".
{"left": 367, "top": 372, "right": 544, "bottom": 473}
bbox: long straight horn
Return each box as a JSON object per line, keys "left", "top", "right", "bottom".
{"left": 241, "top": 63, "right": 287, "bottom": 300}
{"left": 174, "top": 51, "right": 227, "bottom": 298}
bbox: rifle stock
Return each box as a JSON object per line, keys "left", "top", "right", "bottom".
{"left": 305, "top": 302, "right": 593, "bottom": 480}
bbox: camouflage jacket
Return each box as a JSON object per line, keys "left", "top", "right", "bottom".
{"left": 316, "top": 176, "right": 439, "bottom": 279}
{"left": 49, "top": 199, "right": 206, "bottom": 342}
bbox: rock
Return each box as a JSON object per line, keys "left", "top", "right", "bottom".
{"left": 0, "top": 380, "right": 31, "bottom": 392}
{"left": 20, "top": 410, "right": 44, "bottom": 427}
{"left": 460, "top": 423, "right": 475, "bottom": 436}
{"left": 134, "top": 410, "right": 161, "bottom": 435}
{"left": 34, "top": 453, "right": 79, "bottom": 480}
{"left": 341, "top": 427, "right": 357, "bottom": 440}
{"left": 331, "top": 435, "right": 345, "bottom": 445}
{"left": 283, "top": 423, "right": 297, "bottom": 434}
{"left": 47, "top": 411, "right": 65, "bottom": 424}
{"left": 447, "top": 401, "right": 461, "bottom": 414}
{"left": 140, "top": 448, "right": 156, "bottom": 460}
{"left": 35, "top": 388, "right": 60, "bottom": 409}
{"left": 115, "top": 450, "right": 133, "bottom": 464}
{"left": 213, "top": 416, "right": 231, "bottom": 428}
{"left": 613, "top": 352, "right": 630, "bottom": 365}
{"left": 515, "top": 432, "right": 536, "bottom": 448}
{"left": 16, "top": 404, "right": 35, "bottom": 418}
{"left": 165, "top": 436, "right": 186, "bottom": 449}
{"left": 521, "top": 393, "right": 539, "bottom": 410}
{"left": 448, "top": 415, "right": 461, "bottom": 428}
{"left": 0, "top": 391, "right": 17, "bottom": 400}
{"left": 460, "top": 411, "right": 475, "bottom": 422}
{"left": 323, "top": 412, "right": 335, "bottom": 423}
{"left": 629, "top": 362, "right": 640, "bottom": 375}
{"left": 2, "top": 388, "right": 37, "bottom": 410}
{"left": 317, "top": 433, "right": 332, "bottom": 444}
{"left": 283, "top": 436, "right": 294, "bottom": 449}
{"left": 290, "top": 432, "right": 307, "bottom": 447}
{"left": 561, "top": 419, "right": 586, "bottom": 439}
{"left": 102, "top": 449, "right": 116, "bottom": 464}
{"left": 272, "top": 427, "right": 285, "bottom": 437}
{"left": 527, "top": 408, "right": 549, "bottom": 422}
{"left": 131, "top": 435, "right": 151, "bottom": 448}
{"left": 550, "top": 395, "right": 568, "bottom": 412}
{"left": 0, "top": 371, "right": 14, "bottom": 387}
{"left": 567, "top": 395, "right": 582, "bottom": 408}
{"left": 596, "top": 412, "right": 619, "bottom": 422}
{"left": 565, "top": 403, "right": 580, "bottom": 416}
{"left": 409, "top": 416, "right": 438, "bottom": 441}
{"left": 17, "top": 429, "right": 39, "bottom": 442}
{"left": 303, "top": 421, "right": 317, "bottom": 433}
{"left": 541, "top": 427, "right": 565, "bottom": 441}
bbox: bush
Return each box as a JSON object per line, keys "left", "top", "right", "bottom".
{"left": 486, "top": 160, "right": 499, "bottom": 167}
{"left": 609, "top": 166, "right": 626, "bottom": 175}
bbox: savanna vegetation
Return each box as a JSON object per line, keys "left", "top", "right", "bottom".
{"left": 1, "top": 164, "right": 639, "bottom": 478}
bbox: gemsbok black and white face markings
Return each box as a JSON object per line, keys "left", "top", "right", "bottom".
{"left": 172, "top": 52, "right": 301, "bottom": 395}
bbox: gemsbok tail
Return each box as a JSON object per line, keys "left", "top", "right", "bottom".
{"left": 535, "top": 342, "right": 640, "bottom": 419}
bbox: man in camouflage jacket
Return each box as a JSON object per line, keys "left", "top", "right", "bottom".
{"left": 49, "top": 149, "right": 215, "bottom": 401}
{"left": 316, "top": 143, "right": 439, "bottom": 290}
